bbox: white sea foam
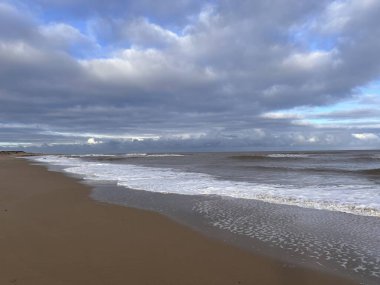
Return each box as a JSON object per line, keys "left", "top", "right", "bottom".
{"left": 73, "top": 154, "right": 117, "bottom": 157}
{"left": 31, "top": 155, "right": 380, "bottom": 217}
{"left": 267, "top": 154, "right": 309, "bottom": 158}
{"left": 76, "top": 153, "right": 185, "bottom": 158}
{"left": 124, "top": 153, "right": 147, "bottom": 157}
{"left": 144, "top": 154, "right": 185, "bottom": 157}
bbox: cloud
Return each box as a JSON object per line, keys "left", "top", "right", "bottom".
{"left": 260, "top": 112, "right": 302, "bottom": 120}
{"left": 38, "top": 23, "right": 97, "bottom": 52}
{"left": 30, "top": 0, "right": 206, "bottom": 25}
{"left": 352, "top": 133, "right": 379, "bottom": 140}
{"left": 87, "top": 137, "right": 102, "bottom": 145}
{"left": 0, "top": 0, "right": 379, "bottom": 152}
{"left": 317, "top": 0, "right": 379, "bottom": 34}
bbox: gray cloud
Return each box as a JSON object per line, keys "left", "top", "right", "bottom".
{"left": 0, "top": 0, "right": 380, "bottom": 152}
{"left": 30, "top": 0, "right": 205, "bottom": 25}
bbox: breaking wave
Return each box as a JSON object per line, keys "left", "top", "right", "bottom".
{"left": 30, "top": 155, "right": 380, "bottom": 217}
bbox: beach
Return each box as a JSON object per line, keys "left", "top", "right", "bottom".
{"left": 0, "top": 155, "right": 360, "bottom": 284}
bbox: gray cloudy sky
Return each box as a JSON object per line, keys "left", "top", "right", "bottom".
{"left": 0, "top": 0, "right": 380, "bottom": 153}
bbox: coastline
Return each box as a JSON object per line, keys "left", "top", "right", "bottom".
{"left": 0, "top": 156, "right": 357, "bottom": 284}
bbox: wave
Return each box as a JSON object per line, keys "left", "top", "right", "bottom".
{"left": 72, "top": 153, "right": 187, "bottom": 162}
{"left": 241, "top": 165, "right": 357, "bottom": 175}
{"left": 267, "top": 154, "right": 310, "bottom": 158}
{"left": 231, "top": 152, "right": 380, "bottom": 162}
{"left": 29, "top": 155, "right": 380, "bottom": 217}
{"left": 229, "top": 155, "right": 268, "bottom": 160}
{"left": 72, "top": 154, "right": 117, "bottom": 157}
{"left": 230, "top": 153, "right": 309, "bottom": 160}
{"left": 360, "top": 168, "right": 380, "bottom": 176}
{"left": 143, "top": 154, "right": 186, "bottom": 157}
{"left": 76, "top": 153, "right": 186, "bottom": 158}
{"left": 351, "top": 155, "right": 380, "bottom": 163}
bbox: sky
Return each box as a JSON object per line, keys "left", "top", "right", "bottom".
{"left": 0, "top": 0, "right": 380, "bottom": 153}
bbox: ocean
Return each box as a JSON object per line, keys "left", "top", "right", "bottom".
{"left": 29, "top": 151, "right": 380, "bottom": 284}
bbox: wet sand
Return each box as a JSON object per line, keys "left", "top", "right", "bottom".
{"left": 0, "top": 155, "right": 357, "bottom": 284}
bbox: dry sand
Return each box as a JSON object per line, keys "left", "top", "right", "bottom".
{"left": 0, "top": 155, "right": 357, "bottom": 285}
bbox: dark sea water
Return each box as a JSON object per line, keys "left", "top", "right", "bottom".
{"left": 30, "top": 151, "right": 380, "bottom": 284}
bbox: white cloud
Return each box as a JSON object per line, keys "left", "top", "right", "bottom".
{"left": 261, "top": 112, "right": 302, "bottom": 120}
{"left": 125, "top": 18, "right": 180, "bottom": 48}
{"left": 352, "top": 133, "right": 379, "bottom": 140}
{"left": 87, "top": 137, "right": 102, "bottom": 144}
{"left": 283, "top": 50, "right": 340, "bottom": 71}
{"left": 39, "top": 23, "right": 95, "bottom": 49}
{"left": 318, "top": 0, "right": 379, "bottom": 33}
{"left": 79, "top": 45, "right": 217, "bottom": 90}
{"left": 0, "top": 41, "right": 43, "bottom": 63}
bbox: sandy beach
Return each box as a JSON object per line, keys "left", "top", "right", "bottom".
{"left": 0, "top": 155, "right": 357, "bottom": 285}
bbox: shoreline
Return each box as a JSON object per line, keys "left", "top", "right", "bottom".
{"left": 0, "top": 156, "right": 357, "bottom": 284}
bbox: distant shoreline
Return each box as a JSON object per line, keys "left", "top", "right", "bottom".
{"left": 0, "top": 151, "right": 38, "bottom": 156}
